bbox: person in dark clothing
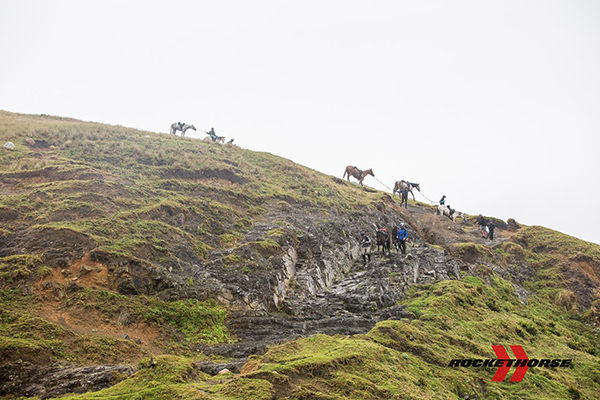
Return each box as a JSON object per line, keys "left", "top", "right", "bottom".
{"left": 205, "top": 127, "right": 216, "bottom": 141}
{"left": 397, "top": 223, "right": 408, "bottom": 254}
{"left": 477, "top": 214, "right": 488, "bottom": 238}
{"left": 401, "top": 188, "right": 409, "bottom": 208}
{"left": 178, "top": 122, "right": 184, "bottom": 129}
{"left": 439, "top": 195, "right": 446, "bottom": 205}
{"left": 488, "top": 221, "right": 496, "bottom": 241}
{"left": 360, "top": 232, "right": 372, "bottom": 264}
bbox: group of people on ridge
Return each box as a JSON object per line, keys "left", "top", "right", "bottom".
{"left": 440, "top": 195, "right": 494, "bottom": 241}
{"left": 359, "top": 223, "right": 408, "bottom": 264}
{"left": 477, "top": 214, "right": 496, "bottom": 240}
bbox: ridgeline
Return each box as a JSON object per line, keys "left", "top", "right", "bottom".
{"left": 0, "top": 110, "right": 599, "bottom": 399}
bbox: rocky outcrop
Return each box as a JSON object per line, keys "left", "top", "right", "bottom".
{"left": 0, "top": 363, "right": 135, "bottom": 399}
{"left": 507, "top": 218, "right": 521, "bottom": 232}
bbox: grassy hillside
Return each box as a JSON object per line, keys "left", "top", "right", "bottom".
{"left": 0, "top": 111, "right": 385, "bottom": 375}
{"left": 1, "top": 110, "right": 599, "bottom": 399}
{"left": 54, "top": 277, "right": 600, "bottom": 399}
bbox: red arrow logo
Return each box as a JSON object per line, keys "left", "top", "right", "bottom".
{"left": 491, "top": 345, "right": 529, "bottom": 382}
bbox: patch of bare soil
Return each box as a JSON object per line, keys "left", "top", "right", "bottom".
{"left": 39, "top": 304, "right": 163, "bottom": 355}
{"left": 39, "top": 253, "right": 110, "bottom": 290}
{"left": 0, "top": 207, "right": 19, "bottom": 222}
{"left": 35, "top": 253, "right": 165, "bottom": 355}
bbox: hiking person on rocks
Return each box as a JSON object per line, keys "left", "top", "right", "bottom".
{"left": 360, "top": 232, "right": 372, "bottom": 264}
{"left": 397, "top": 223, "right": 408, "bottom": 255}
{"left": 477, "top": 214, "right": 488, "bottom": 238}
{"left": 488, "top": 220, "right": 496, "bottom": 241}
{"left": 439, "top": 195, "right": 446, "bottom": 205}
{"left": 401, "top": 187, "right": 409, "bottom": 208}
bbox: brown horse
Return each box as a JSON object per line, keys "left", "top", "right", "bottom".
{"left": 343, "top": 166, "right": 374, "bottom": 186}
{"left": 391, "top": 226, "right": 400, "bottom": 251}
{"left": 376, "top": 228, "right": 391, "bottom": 255}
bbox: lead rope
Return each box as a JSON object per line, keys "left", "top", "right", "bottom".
{"left": 417, "top": 191, "right": 437, "bottom": 205}
{"left": 373, "top": 177, "right": 393, "bottom": 191}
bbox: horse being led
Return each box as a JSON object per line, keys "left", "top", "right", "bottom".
{"left": 376, "top": 228, "right": 391, "bottom": 255}
{"left": 393, "top": 180, "right": 421, "bottom": 201}
{"left": 203, "top": 135, "right": 226, "bottom": 144}
{"left": 343, "top": 166, "right": 374, "bottom": 186}
{"left": 437, "top": 205, "right": 466, "bottom": 223}
{"left": 391, "top": 226, "right": 400, "bottom": 251}
{"left": 170, "top": 122, "right": 196, "bottom": 137}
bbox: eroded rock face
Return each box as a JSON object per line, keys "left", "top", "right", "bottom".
{"left": 0, "top": 363, "right": 135, "bottom": 399}
{"left": 172, "top": 201, "right": 467, "bottom": 358}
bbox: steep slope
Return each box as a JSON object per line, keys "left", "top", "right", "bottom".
{"left": 0, "top": 111, "right": 599, "bottom": 399}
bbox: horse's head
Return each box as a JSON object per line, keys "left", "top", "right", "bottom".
{"left": 414, "top": 183, "right": 421, "bottom": 191}
{"left": 367, "top": 169, "right": 374, "bottom": 177}
{"left": 189, "top": 125, "right": 196, "bottom": 131}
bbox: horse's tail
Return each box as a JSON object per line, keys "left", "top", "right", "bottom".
{"left": 343, "top": 168, "right": 348, "bottom": 179}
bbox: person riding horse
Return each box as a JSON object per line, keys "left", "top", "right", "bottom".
{"left": 206, "top": 128, "right": 218, "bottom": 142}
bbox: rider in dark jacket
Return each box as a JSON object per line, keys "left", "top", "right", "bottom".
{"left": 207, "top": 128, "right": 217, "bottom": 141}
{"left": 439, "top": 195, "right": 446, "bottom": 205}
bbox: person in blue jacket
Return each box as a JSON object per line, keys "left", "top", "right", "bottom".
{"left": 397, "top": 223, "right": 408, "bottom": 254}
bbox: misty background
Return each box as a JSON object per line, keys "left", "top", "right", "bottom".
{"left": 1, "top": 1, "right": 599, "bottom": 244}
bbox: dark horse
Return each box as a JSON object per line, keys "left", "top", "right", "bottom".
{"left": 376, "top": 228, "right": 391, "bottom": 255}
{"left": 343, "top": 166, "right": 374, "bottom": 186}
{"left": 391, "top": 226, "right": 400, "bottom": 251}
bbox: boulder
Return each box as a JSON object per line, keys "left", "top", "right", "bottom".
{"left": 25, "top": 138, "right": 36, "bottom": 146}
{"left": 79, "top": 265, "right": 94, "bottom": 277}
{"left": 507, "top": 218, "right": 521, "bottom": 232}
{"left": 3, "top": 142, "right": 15, "bottom": 150}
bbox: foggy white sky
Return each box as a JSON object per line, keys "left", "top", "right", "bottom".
{"left": 1, "top": 1, "right": 599, "bottom": 244}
